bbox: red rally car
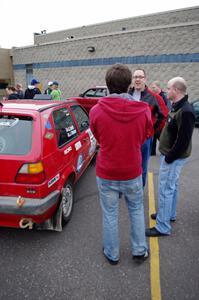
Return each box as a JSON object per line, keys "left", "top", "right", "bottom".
{"left": 0, "top": 100, "right": 96, "bottom": 230}
{"left": 70, "top": 86, "right": 108, "bottom": 113}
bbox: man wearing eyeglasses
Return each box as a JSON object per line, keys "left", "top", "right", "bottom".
{"left": 129, "top": 68, "right": 167, "bottom": 187}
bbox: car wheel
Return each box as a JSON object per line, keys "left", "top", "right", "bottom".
{"left": 61, "top": 180, "right": 74, "bottom": 225}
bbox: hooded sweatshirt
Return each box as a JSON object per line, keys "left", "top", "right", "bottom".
{"left": 24, "top": 85, "right": 41, "bottom": 99}
{"left": 89, "top": 95, "right": 153, "bottom": 180}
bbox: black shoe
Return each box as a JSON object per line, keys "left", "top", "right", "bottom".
{"left": 145, "top": 227, "right": 169, "bottom": 237}
{"left": 103, "top": 250, "right": 119, "bottom": 265}
{"left": 170, "top": 218, "right": 176, "bottom": 222}
{"left": 132, "top": 251, "right": 149, "bottom": 264}
{"left": 151, "top": 213, "right": 176, "bottom": 222}
{"left": 151, "top": 213, "right": 157, "bottom": 220}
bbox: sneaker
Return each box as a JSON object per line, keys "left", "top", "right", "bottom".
{"left": 132, "top": 251, "right": 149, "bottom": 264}
{"left": 145, "top": 227, "right": 169, "bottom": 237}
{"left": 151, "top": 213, "right": 176, "bottom": 222}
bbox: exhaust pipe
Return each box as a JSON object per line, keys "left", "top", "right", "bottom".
{"left": 19, "top": 218, "right": 34, "bottom": 229}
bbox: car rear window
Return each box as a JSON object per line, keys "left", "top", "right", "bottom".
{"left": 0, "top": 115, "right": 33, "bottom": 155}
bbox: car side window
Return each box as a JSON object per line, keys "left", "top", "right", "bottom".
{"left": 84, "top": 89, "right": 96, "bottom": 97}
{"left": 103, "top": 88, "right": 108, "bottom": 96}
{"left": 95, "top": 88, "right": 107, "bottom": 97}
{"left": 53, "top": 108, "right": 78, "bottom": 147}
{"left": 71, "top": 105, "right": 89, "bottom": 132}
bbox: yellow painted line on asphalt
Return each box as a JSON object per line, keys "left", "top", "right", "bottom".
{"left": 148, "top": 172, "right": 162, "bottom": 300}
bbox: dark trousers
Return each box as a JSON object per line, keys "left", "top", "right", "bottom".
{"left": 151, "top": 131, "right": 161, "bottom": 155}
{"left": 141, "top": 138, "right": 152, "bottom": 187}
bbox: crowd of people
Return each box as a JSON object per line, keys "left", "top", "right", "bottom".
{"left": 90, "top": 64, "right": 195, "bottom": 265}
{"left": 3, "top": 79, "right": 62, "bottom": 100}
{"left": 2, "top": 65, "right": 196, "bottom": 265}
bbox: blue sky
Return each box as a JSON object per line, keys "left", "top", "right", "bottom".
{"left": 0, "top": 0, "right": 198, "bottom": 48}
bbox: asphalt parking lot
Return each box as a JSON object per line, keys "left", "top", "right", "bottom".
{"left": 0, "top": 128, "right": 198, "bottom": 300}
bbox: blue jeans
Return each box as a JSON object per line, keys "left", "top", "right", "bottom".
{"left": 96, "top": 175, "right": 148, "bottom": 261}
{"left": 156, "top": 155, "right": 187, "bottom": 234}
{"left": 141, "top": 138, "right": 152, "bottom": 187}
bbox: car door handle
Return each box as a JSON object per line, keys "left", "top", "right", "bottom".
{"left": 83, "top": 137, "right": 89, "bottom": 142}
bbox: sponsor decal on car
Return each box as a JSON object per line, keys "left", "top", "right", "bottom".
{"left": 86, "top": 128, "right": 97, "bottom": 155}
{"left": 45, "top": 120, "right": 52, "bottom": 130}
{"left": 75, "top": 141, "right": 82, "bottom": 151}
{"left": 76, "top": 154, "right": 84, "bottom": 173}
{"left": 0, "top": 118, "right": 19, "bottom": 127}
{"left": 44, "top": 132, "right": 54, "bottom": 140}
{"left": 64, "top": 146, "right": 72, "bottom": 155}
{"left": 48, "top": 174, "right": 60, "bottom": 188}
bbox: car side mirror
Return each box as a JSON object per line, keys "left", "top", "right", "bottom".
{"left": 79, "top": 93, "right": 84, "bottom": 97}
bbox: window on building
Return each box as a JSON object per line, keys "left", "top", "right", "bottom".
{"left": 0, "top": 80, "right": 9, "bottom": 90}
{"left": 25, "top": 64, "right": 33, "bottom": 86}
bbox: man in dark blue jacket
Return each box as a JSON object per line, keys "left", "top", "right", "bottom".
{"left": 24, "top": 79, "right": 41, "bottom": 99}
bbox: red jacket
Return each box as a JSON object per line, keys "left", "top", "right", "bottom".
{"left": 129, "top": 86, "right": 167, "bottom": 135}
{"left": 147, "top": 88, "right": 168, "bottom": 131}
{"left": 89, "top": 96, "right": 153, "bottom": 180}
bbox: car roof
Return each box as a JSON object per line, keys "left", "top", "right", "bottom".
{"left": 94, "top": 86, "right": 107, "bottom": 89}
{"left": 0, "top": 99, "right": 78, "bottom": 113}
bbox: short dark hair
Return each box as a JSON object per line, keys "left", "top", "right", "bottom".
{"left": 134, "top": 68, "right": 146, "bottom": 76}
{"left": 7, "top": 86, "right": 16, "bottom": 92}
{"left": 105, "top": 64, "right": 132, "bottom": 94}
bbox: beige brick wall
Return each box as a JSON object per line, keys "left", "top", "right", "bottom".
{"left": 0, "top": 48, "right": 13, "bottom": 81}
{"left": 34, "top": 6, "right": 199, "bottom": 45}
{"left": 13, "top": 7, "right": 199, "bottom": 101}
{"left": 0, "top": 48, "right": 14, "bottom": 97}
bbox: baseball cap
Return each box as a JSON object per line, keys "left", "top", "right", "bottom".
{"left": 48, "top": 81, "right": 53, "bottom": 86}
{"left": 31, "top": 79, "right": 40, "bottom": 85}
{"left": 53, "top": 81, "right": 59, "bottom": 86}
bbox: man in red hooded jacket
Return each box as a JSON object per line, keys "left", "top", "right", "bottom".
{"left": 89, "top": 64, "right": 153, "bottom": 265}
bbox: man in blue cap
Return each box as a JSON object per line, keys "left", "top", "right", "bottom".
{"left": 24, "top": 79, "right": 41, "bottom": 99}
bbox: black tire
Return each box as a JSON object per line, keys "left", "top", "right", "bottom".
{"left": 61, "top": 180, "right": 74, "bottom": 226}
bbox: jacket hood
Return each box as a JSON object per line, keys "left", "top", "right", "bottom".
{"left": 27, "top": 85, "right": 35, "bottom": 90}
{"left": 98, "top": 96, "right": 149, "bottom": 123}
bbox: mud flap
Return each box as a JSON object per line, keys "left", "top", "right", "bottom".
{"left": 36, "top": 200, "right": 63, "bottom": 232}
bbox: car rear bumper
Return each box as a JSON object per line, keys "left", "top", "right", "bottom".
{"left": 0, "top": 190, "right": 60, "bottom": 215}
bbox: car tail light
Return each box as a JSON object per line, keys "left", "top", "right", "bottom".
{"left": 15, "top": 162, "right": 46, "bottom": 184}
